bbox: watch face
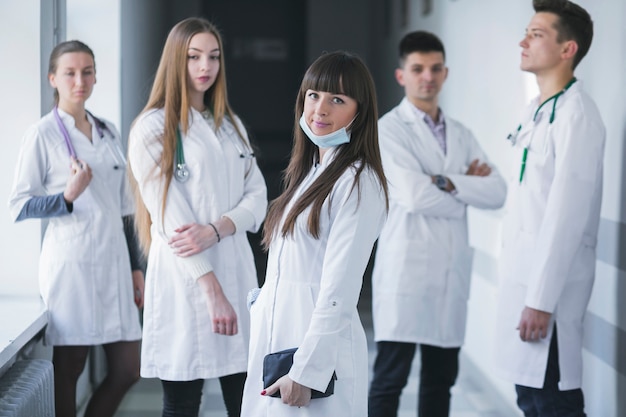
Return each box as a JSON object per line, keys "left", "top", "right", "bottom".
{"left": 436, "top": 175, "right": 446, "bottom": 189}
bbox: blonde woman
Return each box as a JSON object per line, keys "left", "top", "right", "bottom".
{"left": 128, "top": 18, "right": 267, "bottom": 417}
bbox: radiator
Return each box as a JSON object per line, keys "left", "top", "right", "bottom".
{"left": 0, "top": 359, "right": 54, "bottom": 417}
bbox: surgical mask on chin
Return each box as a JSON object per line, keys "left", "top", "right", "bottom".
{"left": 299, "top": 114, "right": 352, "bottom": 148}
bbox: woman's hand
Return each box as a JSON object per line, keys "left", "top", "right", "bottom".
{"left": 262, "top": 375, "right": 311, "bottom": 407}
{"left": 169, "top": 223, "right": 216, "bottom": 256}
{"left": 197, "top": 272, "right": 238, "bottom": 335}
{"left": 63, "top": 157, "right": 92, "bottom": 203}
{"left": 169, "top": 217, "right": 235, "bottom": 257}
{"left": 132, "top": 270, "right": 145, "bottom": 308}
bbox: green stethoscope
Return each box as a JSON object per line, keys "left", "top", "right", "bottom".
{"left": 173, "top": 117, "right": 256, "bottom": 183}
{"left": 507, "top": 77, "right": 577, "bottom": 183}
{"left": 175, "top": 127, "right": 190, "bottom": 182}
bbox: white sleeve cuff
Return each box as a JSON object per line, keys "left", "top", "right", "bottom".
{"left": 186, "top": 254, "right": 214, "bottom": 280}
{"left": 222, "top": 207, "right": 256, "bottom": 232}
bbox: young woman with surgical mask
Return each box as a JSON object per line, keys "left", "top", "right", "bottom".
{"left": 241, "top": 51, "right": 388, "bottom": 417}
{"left": 8, "top": 40, "right": 143, "bottom": 417}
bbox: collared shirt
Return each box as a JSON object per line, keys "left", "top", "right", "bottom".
{"left": 411, "top": 105, "right": 447, "bottom": 155}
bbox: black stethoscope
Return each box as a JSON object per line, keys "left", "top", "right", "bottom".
{"left": 53, "top": 106, "right": 126, "bottom": 169}
{"left": 506, "top": 77, "right": 577, "bottom": 183}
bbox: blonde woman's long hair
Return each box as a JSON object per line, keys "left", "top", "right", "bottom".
{"left": 129, "top": 17, "right": 244, "bottom": 254}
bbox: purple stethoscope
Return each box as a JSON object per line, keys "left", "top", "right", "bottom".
{"left": 53, "top": 106, "right": 126, "bottom": 169}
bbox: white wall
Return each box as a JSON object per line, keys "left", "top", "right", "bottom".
{"left": 576, "top": 2, "right": 626, "bottom": 415}
{"left": 0, "top": 0, "right": 44, "bottom": 296}
{"left": 371, "top": 1, "right": 626, "bottom": 415}
{"left": 66, "top": 0, "right": 121, "bottom": 128}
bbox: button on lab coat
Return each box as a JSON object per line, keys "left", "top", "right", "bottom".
{"left": 241, "top": 149, "right": 387, "bottom": 417}
{"left": 495, "top": 81, "right": 605, "bottom": 390}
{"left": 373, "top": 98, "right": 506, "bottom": 347}
{"left": 129, "top": 108, "right": 267, "bottom": 380}
{"left": 9, "top": 109, "right": 141, "bottom": 345}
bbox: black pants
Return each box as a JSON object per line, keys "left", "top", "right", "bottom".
{"left": 368, "top": 341, "right": 460, "bottom": 417}
{"left": 516, "top": 327, "right": 586, "bottom": 417}
{"left": 161, "top": 372, "right": 246, "bottom": 417}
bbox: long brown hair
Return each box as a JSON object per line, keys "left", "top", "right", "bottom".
{"left": 262, "top": 51, "right": 388, "bottom": 248}
{"left": 130, "top": 17, "right": 243, "bottom": 254}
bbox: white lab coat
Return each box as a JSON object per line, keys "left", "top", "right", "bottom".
{"left": 129, "top": 108, "right": 267, "bottom": 380}
{"left": 241, "top": 149, "right": 387, "bottom": 417}
{"left": 495, "top": 81, "right": 605, "bottom": 390}
{"left": 372, "top": 98, "right": 506, "bottom": 347}
{"left": 9, "top": 109, "right": 141, "bottom": 345}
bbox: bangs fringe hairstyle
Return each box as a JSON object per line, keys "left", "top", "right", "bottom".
{"left": 262, "top": 51, "right": 388, "bottom": 249}
{"left": 130, "top": 17, "right": 244, "bottom": 254}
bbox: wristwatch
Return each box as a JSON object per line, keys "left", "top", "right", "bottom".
{"left": 434, "top": 175, "right": 448, "bottom": 191}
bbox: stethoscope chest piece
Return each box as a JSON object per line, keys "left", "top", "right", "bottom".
{"left": 175, "top": 127, "right": 191, "bottom": 182}
{"left": 175, "top": 163, "right": 190, "bottom": 182}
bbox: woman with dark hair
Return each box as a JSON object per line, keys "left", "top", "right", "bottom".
{"left": 128, "top": 17, "right": 267, "bottom": 417}
{"left": 241, "top": 51, "right": 388, "bottom": 416}
{"left": 9, "top": 40, "right": 142, "bottom": 417}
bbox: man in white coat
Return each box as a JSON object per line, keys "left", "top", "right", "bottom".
{"left": 369, "top": 31, "right": 506, "bottom": 417}
{"left": 496, "top": 1, "right": 605, "bottom": 416}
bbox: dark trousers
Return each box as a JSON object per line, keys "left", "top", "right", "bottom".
{"left": 516, "top": 327, "right": 586, "bottom": 417}
{"left": 368, "top": 341, "right": 460, "bottom": 417}
{"left": 161, "top": 372, "right": 246, "bottom": 417}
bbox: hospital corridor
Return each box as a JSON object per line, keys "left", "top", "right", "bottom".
{"left": 1, "top": 1, "right": 626, "bottom": 416}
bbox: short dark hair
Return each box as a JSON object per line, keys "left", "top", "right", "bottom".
{"left": 533, "top": 0, "right": 593, "bottom": 69}
{"left": 398, "top": 31, "right": 445, "bottom": 66}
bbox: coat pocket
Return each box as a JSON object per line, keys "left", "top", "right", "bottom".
{"left": 383, "top": 240, "right": 430, "bottom": 296}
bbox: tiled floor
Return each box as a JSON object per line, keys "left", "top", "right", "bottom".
{"left": 114, "top": 308, "right": 517, "bottom": 417}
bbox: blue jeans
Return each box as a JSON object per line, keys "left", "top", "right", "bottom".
{"left": 368, "top": 341, "right": 460, "bottom": 417}
{"left": 161, "top": 372, "right": 246, "bottom": 417}
{"left": 515, "top": 327, "right": 586, "bottom": 417}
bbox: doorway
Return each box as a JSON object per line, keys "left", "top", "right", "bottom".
{"left": 201, "top": 0, "right": 307, "bottom": 284}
